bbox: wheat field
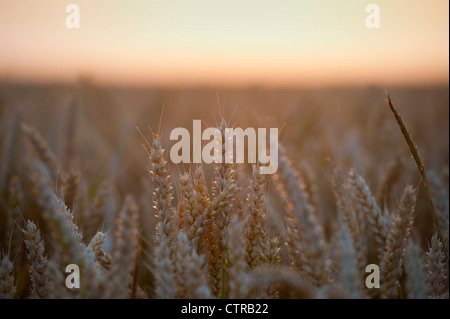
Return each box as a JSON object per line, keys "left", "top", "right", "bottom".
{"left": 0, "top": 83, "right": 448, "bottom": 299}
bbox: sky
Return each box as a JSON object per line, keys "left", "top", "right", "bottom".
{"left": 0, "top": 0, "right": 448, "bottom": 87}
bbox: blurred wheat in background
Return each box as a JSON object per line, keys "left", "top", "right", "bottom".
{"left": 0, "top": 84, "right": 448, "bottom": 299}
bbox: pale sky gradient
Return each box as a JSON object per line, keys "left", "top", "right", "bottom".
{"left": 0, "top": 0, "right": 448, "bottom": 87}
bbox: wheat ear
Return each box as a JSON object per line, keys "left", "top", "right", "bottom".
{"left": 426, "top": 233, "right": 448, "bottom": 299}
{"left": 180, "top": 171, "right": 210, "bottom": 252}
{"left": 22, "top": 220, "right": 50, "bottom": 298}
{"left": 153, "top": 234, "right": 176, "bottom": 298}
{"left": 208, "top": 118, "right": 237, "bottom": 297}
{"left": 336, "top": 224, "right": 364, "bottom": 299}
{"left": 87, "top": 231, "right": 111, "bottom": 270}
{"left": 404, "top": 239, "right": 427, "bottom": 299}
{"left": 149, "top": 135, "right": 175, "bottom": 247}
{"left": 380, "top": 185, "right": 416, "bottom": 299}
{"left": 427, "top": 171, "right": 449, "bottom": 239}
{"left": 332, "top": 169, "right": 367, "bottom": 272}
{"left": 47, "top": 258, "right": 68, "bottom": 299}
{"left": 274, "top": 143, "right": 326, "bottom": 286}
{"left": 106, "top": 195, "right": 140, "bottom": 298}
{"left": 347, "top": 170, "right": 387, "bottom": 257}
{"left": 149, "top": 135, "right": 177, "bottom": 298}
{"left": 21, "top": 123, "right": 59, "bottom": 182}
{"left": 227, "top": 216, "right": 250, "bottom": 299}
{"left": 0, "top": 255, "right": 16, "bottom": 299}
{"left": 32, "top": 174, "right": 84, "bottom": 264}
{"left": 188, "top": 166, "right": 212, "bottom": 255}
{"left": 245, "top": 163, "right": 269, "bottom": 269}
{"left": 175, "top": 232, "right": 213, "bottom": 299}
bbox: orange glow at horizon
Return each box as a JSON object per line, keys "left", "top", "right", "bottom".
{"left": 0, "top": 0, "right": 448, "bottom": 87}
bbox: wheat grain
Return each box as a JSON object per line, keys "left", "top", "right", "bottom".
{"left": 86, "top": 231, "right": 111, "bottom": 270}
{"left": 0, "top": 90, "right": 447, "bottom": 300}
